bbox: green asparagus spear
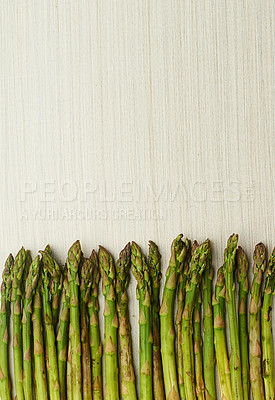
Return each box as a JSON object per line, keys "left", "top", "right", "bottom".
{"left": 202, "top": 245, "right": 216, "bottom": 400}
{"left": 43, "top": 246, "right": 63, "bottom": 330}
{"left": 22, "top": 249, "right": 32, "bottom": 399}
{"left": 212, "top": 266, "right": 232, "bottom": 400}
{"left": 67, "top": 240, "right": 82, "bottom": 400}
{"left": 80, "top": 258, "right": 93, "bottom": 400}
{"left": 261, "top": 247, "right": 275, "bottom": 400}
{"left": 57, "top": 269, "right": 70, "bottom": 400}
{"left": 131, "top": 242, "right": 153, "bottom": 400}
{"left": 22, "top": 255, "right": 40, "bottom": 399}
{"left": 182, "top": 239, "right": 210, "bottom": 400}
{"left": 160, "top": 234, "right": 189, "bottom": 400}
{"left": 194, "top": 291, "right": 205, "bottom": 400}
{"left": 148, "top": 241, "right": 165, "bottom": 400}
{"left": 22, "top": 250, "right": 32, "bottom": 296}
{"left": 176, "top": 277, "right": 185, "bottom": 400}
{"left": 88, "top": 250, "right": 103, "bottom": 400}
{"left": 191, "top": 242, "right": 199, "bottom": 371}
{"left": 32, "top": 275, "right": 48, "bottom": 400}
{"left": 67, "top": 337, "right": 72, "bottom": 400}
{"left": 187, "top": 242, "right": 199, "bottom": 399}
{"left": 99, "top": 246, "right": 119, "bottom": 400}
{"left": 249, "top": 243, "right": 266, "bottom": 399}
{"left": 176, "top": 244, "right": 191, "bottom": 400}
{"left": 11, "top": 247, "right": 26, "bottom": 400}
{"left": 237, "top": 247, "right": 249, "bottom": 400}
{"left": 192, "top": 242, "right": 201, "bottom": 386}
{"left": 224, "top": 234, "right": 243, "bottom": 400}
{"left": 0, "top": 254, "right": 13, "bottom": 400}
{"left": 116, "top": 243, "right": 137, "bottom": 400}
{"left": 41, "top": 249, "right": 61, "bottom": 400}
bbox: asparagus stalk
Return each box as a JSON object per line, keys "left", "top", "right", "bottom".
{"left": 189, "top": 241, "right": 200, "bottom": 390}
{"left": 67, "top": 240, "right": 82, "bottom": 400}
{"left": 224, "top": 234, "right": 243, "bottom": 400}
{"left": 80, "top": 258, "right": 93, "bottom": 400}
{"left": 237, "top": 247, "right": 249, "bottom": 400}
{"left": 43, "top": 246, "right": 63, "bottom": 330}
{"left": 0, "top": 254, "right": 13, "bottom": 400}
{"left": 160, "top": 234, "right": 189, "bottom": 399}
{"left": 32, "top": 275, "right": 48, "bottom": 399}
{"left": 182, "top": 239, "right": 210, "bottom": 400}
{"left": 249, "top": 243, "right": 266, "bottom": 399}
{"left": 41, "top": 249, "right": 61, "bottom": 400}
{"left": 131, "top": 242, "right": 153, "bottom": 400}
{"left": 190, "top": 241, "right": 199, "bottom": 380}
{"left": 22, "top": 249, "right": 32, "bottom": 397}
{"left": 176, "top": 273, "right": 185, "bottom": 400}
{"left": 22, "top": 255, "right": 40, "bottom": 399}
{"left": 212, "top": 266, "right": 232, "bottom": 400}
{"left": 57, "top": 269, "right": 70, "bottom": 400}
{"left": 176, "top": 244, "right": 191, "bottom": 400}
{"left": 99, "top": 246, "right": 119, "bottom": 400}
{"left": 11, "top": 247, "right": 26, "bottom": 400}
{"left": 116, "top": 243, "right": 137, "bottom": 400}
{"left": 67, "top": 337, "right": 72, "bottom": 400}
{"left": 22, "top": 250, "right": 32, "bottom": 296}
{"left": 261, "top": 247, "right": 275, "bottom": 400}
{"left": 194, "top": 291, "right": 205, "bottom": 400}
{"left": 148, "top": 240, "right": 165, "bottom": 400}
{"left": 88, "top": 250, "right": 103, "bottom": 400}
{"left": 202, "top": 245, "right": 216, "bottom": 400}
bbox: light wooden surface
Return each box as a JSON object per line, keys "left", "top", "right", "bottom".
{"left": 0, "top": 1, "right": 274, "bottom": 398}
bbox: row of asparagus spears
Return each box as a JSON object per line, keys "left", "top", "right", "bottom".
{"left": 0, "top": 234, "right": 274, "bottom": 400}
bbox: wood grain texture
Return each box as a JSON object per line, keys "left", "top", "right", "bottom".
{"left": 0, "top": 1, "right": 274, "bottom": 398}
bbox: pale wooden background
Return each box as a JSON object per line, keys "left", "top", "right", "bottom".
{"left": 0, "top": 1, "right": 274, "bottom": 398}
